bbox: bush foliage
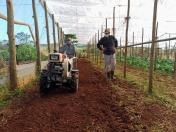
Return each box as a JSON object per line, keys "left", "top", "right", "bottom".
{"left": 0, "top": 44, "right": 47, "bottom": 62}
{"left": 117, "top": 56, "right": 174, "bottom": 74}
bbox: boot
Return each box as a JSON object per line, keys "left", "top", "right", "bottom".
{"left": 110, "top": 71, "right": 115, "bottom": 80}
{"left": 106, "top": 72, "right": 111, "bottom": 80}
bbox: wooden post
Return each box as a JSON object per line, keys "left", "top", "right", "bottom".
{"left": 98, "top": 30, "right": 100, "bottom": 65}
{"left": 101, "top": 25, "right": 103, "bottom": 38}
{"left": 93, "top": 37, "right": 95, "bottom": 61}
{"left": 92, "top": 37, "right": 94, "bottom": 61}
{"left": 52, "top": 14, "right": 56, "bottom": 51}
{"left": 6, "top": 0, "right": 17, "bottom": 90}
{"left": 168, "top": 34, "right": 171, "bottom": 59}
{"left": 124, "top": 0, "right": 130, "bottom": 78}
{"left": 131, "top": 32, "right": 133, "bottom": 56}
{"left": 148, "top": 44, "right": 150, "bottom": 58}
{"left": 120, "top": 38, "right": 122, "bottom": 62}
{"left": 59, "top": 28, "right": 62, "bottom": 48}
{"left": 106, "top": 18, "right": 108, "bottom": 29}
{"left": 165, "top": 42, "right": 168, "bottom": 59}
{"left": 32, "top": 0, "right": 41, "bottom": 76}
{"left": 154, "top": 22, "right": 158, "bottom": 70}
{"left": 44, "top": 1, "right": 50, "bottom": 53}
{"left": 141, "top": 28, "right": 144, "bottom": 57}
{"left": 148, "top": 0, "right": 158, "bottom": 94}
{"left": 57, "top": 23, "right": 60, "bottom": 51}
{"left": 100, "top": 26, "right": 103, "bottom": 65}
{"left": 94, "top": 33, "right": 97, "bottom": 62}
{"left": 133, "top": 32, "right": 135, "bottom": 56}
{"left": 62, "top": 31, "right": 64, "bottom": 47}
{"left": 174, "top": 44, "right": 176, "bottom": 78}
{"left": 113, "top": 7, "right": 116, "bottom": 36}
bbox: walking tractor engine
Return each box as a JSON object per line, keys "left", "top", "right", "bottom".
{"left": 40, "top": 53, "right": 79, "bottom": 94}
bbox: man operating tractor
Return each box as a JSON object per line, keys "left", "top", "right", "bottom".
{"left": 97, "top": 28, "right": 118, "bottom": 80}
{"left": 59, "top": 38, "right": 76, "bottom": 58}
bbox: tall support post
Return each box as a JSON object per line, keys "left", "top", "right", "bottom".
{"left": 168, "top": 34, "right": 171, "bottom": 59}
{"left": 148, "top": 0, "right": 158, "bottom": 94}
{"left": 97, "top": 30, "right": 100, "bottom": 65}
{"left": 94, "top": 33, "right": 97, "bottom": 62}
{"left": 57, "top": 23, "right": 60, "bottom": 51}
{"left": 106, "top": 18, "right": 108, "bottom": 30}
{"left": 6, "top": 0, "right": 17, "bottom": 90}
{"left": 32, "top": 0, "right": 41, "bottom": 76}
{"left": 59, "top": 28, "right": 63, "bottom": 48}
{"left": 154, "top": 22, "right": 158, "bottom": 70}
{"left": 44, "top": 1, "right": 50, "bottom": 53}
{"left": 100, "top": 26, "right": 103, "bottom": 65}
{"left": 124, "top": 0, "right": 130, "bottom": 78}
{"left": 132, "top": 32, "right": 134, "bottom": 56}
{"left": 101, "top": 25, "right": 103, "bottom": 38}
{"left": 141, "top": 28, "right": 144, "bottom": 57}
{"left": 132, "top": 32, "right": 137, "bottom": 55}
{"left": 92, "top": 37, "right": 94, "bottom": 61}
{"left": 120, "top": 38, "right": 122, "bottom": 62}
{"left": 148, "top": 44, "right": 150, "bottom": 58}
{"left": 113, "top": 7, "right": 116, "bottom": 36}
{"left": 62, "top": 31, "right": 64, "bottom": 47}
{"left": 165, "top": 42, "right": 168, "bottom": 59}
{"left": 52, "top": 14, "right": 56, "bottom": 51}
{"left": 174, "top": 44, "right": 176, "bottom": 78}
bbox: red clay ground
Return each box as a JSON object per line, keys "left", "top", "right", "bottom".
{"left": 0, "top": 59, "right": 176, "bottom": 131}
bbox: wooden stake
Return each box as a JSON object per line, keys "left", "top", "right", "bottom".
{"left": 6, "top": 0, "right": 17, "bottom": 90}
{"left": 133, "top": 32, "right": 135, "bottom": 56}
{"left": 120, "top": 38, "right": 122, "bottom": 62}
{"left": 154, "top": 22, "right": 158, "bottom": 70}
{"left": 32, "top": 0, "right": 41, "bottom": 76}
{"left": 124, "top": 0, "right": 130, "bottom": 78}
{"left": 168, "top": 34, "right": 171, "bottom": 59}
{"left": 97, "top": 30, "right": 100, "bottom": 65}
{"left": 113, "top": 7, "right": 116, "bottom": 36}
{"left": 101, "top": 25, "right": 103, "bottom": 38}
{"left": 59, "top": 28, "right": 63, "bottom": 47}
{"left": 94, "top": 33, "right": 97, "bottom": 62}
{"left": 57, "top": 23, "right": 60, "bottom": 51}
{"left": 174, "top": 44, "right": 176, "bottom": 78}
{"left": 62, "top": 31, "right": 64, "bottom": 46}
{"left": 148, "top": 0, "right": 158, "bottom": 94}
{"left": 52, "top": 14, "right": 56, "bottom": 51}
{"left": 44, "top": 1, "right": 50, "bottom": 53}
{"left": 141, "top": 28, "right": 144, "bottom": 57}
{"left": 106, "top": 18, "right": 108, "bottom": 30}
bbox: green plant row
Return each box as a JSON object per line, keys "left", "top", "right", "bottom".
{"left": 117, "top": 56, "right": 174, "bottom": 74}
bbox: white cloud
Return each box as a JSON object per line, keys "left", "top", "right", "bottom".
{"left": 43, "top": 0, "right": 176, "bottom": 46}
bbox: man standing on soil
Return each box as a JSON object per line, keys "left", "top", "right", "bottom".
{"left": 97, "top": 28, "right": 118, "bottom": 80}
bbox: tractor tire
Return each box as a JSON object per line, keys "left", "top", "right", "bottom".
{"left": 40, "top": 76, "right": 49, "bottom": 95}
{"left": 70, "top": 78, "right": 79, "bottom": 93}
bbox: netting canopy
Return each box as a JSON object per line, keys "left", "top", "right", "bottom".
{"left": 1, "top": 0, "right": 176, "bottom": 46}
{"left": 40, "top": 0, "right": 119, "bottom": 43}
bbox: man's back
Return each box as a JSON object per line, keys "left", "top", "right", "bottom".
{"left": 97, "top": 35, "right": 118, "bottom": 55}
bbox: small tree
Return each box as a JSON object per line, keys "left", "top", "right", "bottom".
{"left": 65, "top": 34, "right": 78, "bottom": 44}
{"left": 15, "top": 32, "right": 31, "bottom": 44}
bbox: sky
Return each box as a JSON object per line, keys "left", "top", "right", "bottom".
{"left": 0, "top": 0, "right": 176, "bottom": 48}
{"left": 0, "top": 0, "right": 55, "bottom": 44}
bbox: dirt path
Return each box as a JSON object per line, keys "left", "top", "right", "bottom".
{"left": 0, "top": 59, "right": 176, "bottom": 132}
{"left": 0, "top": 59, "right": 135, "bottom": 132}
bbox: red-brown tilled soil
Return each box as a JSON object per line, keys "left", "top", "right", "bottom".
{"left": 0, "top": 59, "right": 136, "bottom": 132}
